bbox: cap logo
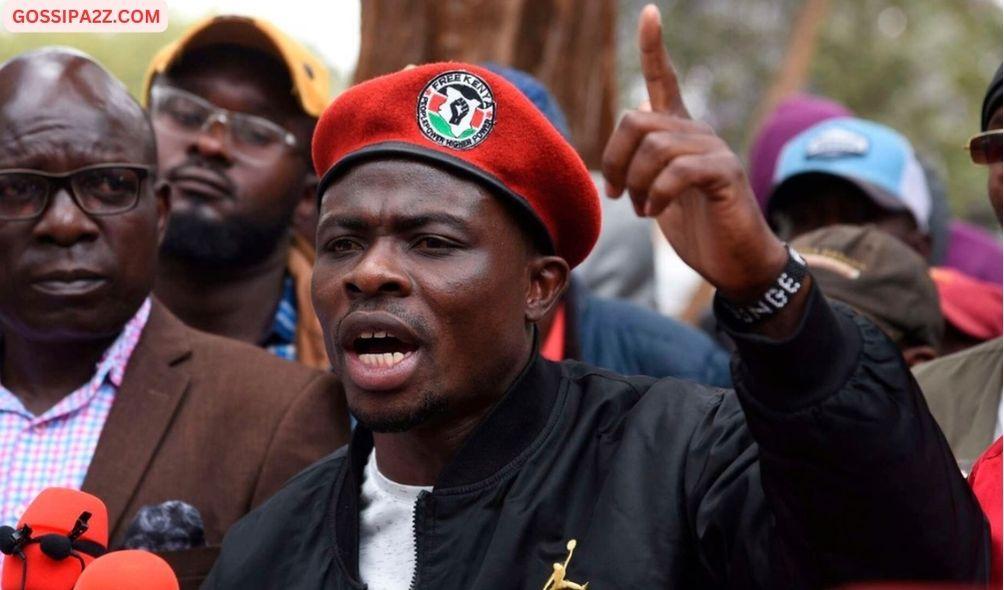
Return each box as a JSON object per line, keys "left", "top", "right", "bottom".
{"left": 417, "top": 70, "right": 496, "bottom": 150}
{"left": 805, "top": 127, "right": 870, "bottom": 159}
{"left": 801, "top": 251, "right": 863, "bottom": 279}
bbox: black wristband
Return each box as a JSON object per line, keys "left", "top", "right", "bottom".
{"left": 716, "top": 245, "right": 808, "bottom": 326}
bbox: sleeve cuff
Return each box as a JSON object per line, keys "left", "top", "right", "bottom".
{"left": 714, "top": 281, "right": 863, "bottom": 411}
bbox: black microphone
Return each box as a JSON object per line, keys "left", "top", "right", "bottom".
{"left": 0, "top": 527, "right": 19, "bottom": 557}
{"left": 122, "top": 501, "right": 205, "bottom": 552}
{"left": 37, "top": 536, "right": 72, "bottom": 561}
{"left": 0, "top": 526, "right": 29, "bottom": 558}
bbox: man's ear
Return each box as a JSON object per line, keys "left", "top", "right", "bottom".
{"left": 525, "top": 255, "right": 570, "bottom": 323}
{"left": 154, "top": 180, "right": 172, "bottom": 246}
{"left": 902, "top": 344, "right": 938, "bottom": 368}
{"left": 898, "top": 229, "right": 933, "bottom": 261}
{"left": 293, "top": 171, "right": 320, "bottom": 245}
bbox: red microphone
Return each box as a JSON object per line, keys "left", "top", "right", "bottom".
{"left": 0, "top": 488, "right": 109, "bottom": 590}
{"left": 72, "top": 551, "right": 178, "bottom": 590}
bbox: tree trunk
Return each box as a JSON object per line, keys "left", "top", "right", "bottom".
{"left": 355, "top": 0, "right": 616, "bottom": 168}
{"left": 746, "top": 0, "right": 832, "bottom": 140}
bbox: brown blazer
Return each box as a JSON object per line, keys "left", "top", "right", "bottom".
{"left": 80, "top": 300, "right": 349, "bottom": 548}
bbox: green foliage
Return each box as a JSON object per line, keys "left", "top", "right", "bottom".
{"left": 1, "top": 2, "right": 999, "bottom": 224}
{"left": 0, "top": 12, "right": 194, "bottom": 99}
{"left": 0, "top": 13, "right": 345, "bottom": 102}
{"left": 811, "top": 0, "right": 1001, "bottom": 225}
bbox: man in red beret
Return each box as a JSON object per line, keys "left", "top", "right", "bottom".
{"left": 205, "top": 7, "right": 987, "bottom": 589}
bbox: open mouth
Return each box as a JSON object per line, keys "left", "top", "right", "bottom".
{"left": 339, "top": 313, "right": 425, "bottom": 392}
{"left": 351, "top": 331, "right": 419, "bottom": 368}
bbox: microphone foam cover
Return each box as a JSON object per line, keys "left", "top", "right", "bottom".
{"left": 18, "top": 489, "right": 108, "bottom": 548}
{"left": 0, "top": 527, "right": 17, "bottom": 555}
{"left": 1, "top": 488, "right": 109, "bottom": 590}
{"left": 72, "top": 551, "right": 178, "bottom": 590}
{"left": 38, "top": 536, "right": 72, "bottom": 561}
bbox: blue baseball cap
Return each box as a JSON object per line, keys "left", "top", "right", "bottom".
{"left": 770, "top": 117, "right": 931, "bottom": 231}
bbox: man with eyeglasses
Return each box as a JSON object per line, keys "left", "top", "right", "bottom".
{"left": 914, "top": 64, "right": 1003, "bottom": 474}
{"left": 914, "top": 65, "right": 1004, "bottom": 585}
{"left": 143, "top": 16, "right": 331, "bottom": 369}
{"left": 0, "top": 48, "right": 348, "bottom": 583}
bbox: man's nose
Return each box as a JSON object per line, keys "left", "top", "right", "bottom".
{"left": 32, "top": 188, "right": 100, "bottom": 247}
{"left": 190, "top": 118, "right": 233, "bottom": 162}
{"left": 343, "top": 241, "right": 411, "bottom": 299}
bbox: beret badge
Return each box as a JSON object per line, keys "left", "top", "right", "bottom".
{"left": 417, "top": 70, "right": 496, "bottom": 150}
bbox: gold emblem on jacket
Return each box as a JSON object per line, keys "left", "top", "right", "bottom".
{"left": 541, "top": 539, "right": 589, "bottom": 590}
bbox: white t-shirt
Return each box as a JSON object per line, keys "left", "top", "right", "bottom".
{"left": 359, "top": 450, "right": 432, "bottom": 590}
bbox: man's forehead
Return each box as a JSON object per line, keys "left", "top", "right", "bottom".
{"left": 166, "top": 73, "right": 274, "bottom": 115}
{"left": 0, "top": 115, "right": 147, "bottom": 170}
{"left": 323, "top": 160, "right": 495, "bottom": 213}
{"left": 162, "top": 46, "right": 299, "bottom": 117}
{"left": 0, "top": 49, "right": 153, "bottom": 168}
{"left": 320, "top": 190, "right": 484, "bottom": 229}
{"left": 330, "top": 158, "right": 489, "bottom": 192}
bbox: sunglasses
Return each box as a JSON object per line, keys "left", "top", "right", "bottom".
{"left": 965, "top": 130, "right": 1002, "bottom": 165}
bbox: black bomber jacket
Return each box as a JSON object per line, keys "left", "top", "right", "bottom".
{"left": 204, "top": 286, "right": 989, "bottom": 589}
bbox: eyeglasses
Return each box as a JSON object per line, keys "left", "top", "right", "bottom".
{"left": 965, "top": 130, "right": 1002, "bottom": 165}
{"left": 149, "top": 85, "right": 298, "bottom": 163}
{"left": 0, "top": 164, "right": 154, "bottom": 221}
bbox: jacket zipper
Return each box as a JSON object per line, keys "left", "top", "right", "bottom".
{"left": 408, "top": 491, "right": 428, "bottom": 590}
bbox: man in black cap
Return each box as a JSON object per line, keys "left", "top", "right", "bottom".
{"left": 914, "top": 64, "right": 1003, "bottom": 472}
{"left": 206, "top": 8, "right": 987, "bottom": 589}
{"left": 980, "top": 65, "right": 1003, "bottom": 220}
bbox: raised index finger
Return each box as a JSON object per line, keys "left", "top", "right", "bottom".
{"left": 638, "top": 4, "right": 690, "bottom": 118}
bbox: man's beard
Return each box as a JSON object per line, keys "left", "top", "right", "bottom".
{"left": 351, "top": 390, "right": 448, "bottom": 433}
{"left": 160, "top": 210, "right": 290, "bottom": 270}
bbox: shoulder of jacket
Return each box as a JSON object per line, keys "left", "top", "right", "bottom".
{"left": 186, "top": 326, "right": 329, "bottom": 383}
{"left": 275, "top": 446, "right": 348, "bottom": 497}
{"left": 213, "top": 449, "right": 346, "bottom": 579}
{"left": 913, "top": 338, "right": 1003, "bottom": 400}
{"left": 922, "top": 337, "right": 1002, "bottom": 368}
{"left": 170, "top": 325, "right": 336, "bottom": 419}
{"left": 560, "top": 360, "right": 730, "bottom": 414}
{"left": 238, "top": 448, "right": 347, "bottom": 528}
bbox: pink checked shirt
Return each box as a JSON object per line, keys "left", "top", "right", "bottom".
{"left": 0, "top": 298, "right": 151, "bottom": 528}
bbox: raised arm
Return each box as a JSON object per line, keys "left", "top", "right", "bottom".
{"left": 602, "top": 6, "right": 989, "bottom": 585}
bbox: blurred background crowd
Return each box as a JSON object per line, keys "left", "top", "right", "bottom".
{"left": 7, "top": 0, "right": 1000, "bottom": 320}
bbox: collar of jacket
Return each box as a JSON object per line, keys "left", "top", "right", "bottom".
{"left": 329, "top": 348, "right": 564, "bottom": 580}
{"left": 82, "top": 299, "right": 194, "bottom": 541}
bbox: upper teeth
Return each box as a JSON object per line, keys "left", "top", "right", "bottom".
{"left": 360, "top": 331, "right": 389, "bottom": 339}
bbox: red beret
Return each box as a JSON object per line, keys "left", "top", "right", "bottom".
{"left": 312, "top": 62, "right": 601, "bottom": 268}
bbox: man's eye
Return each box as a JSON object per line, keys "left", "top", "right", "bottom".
{"left": 327, "top": 238, "right": 361, "bottom": 253}
{"left": 234, "top": 119, "right": 280, "bottom": 147}
{"left": 163, "top": 100, "right": 206, "bottom": 128}
{"left": 415, "top": 236, "right": 455, "bottom": 251}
